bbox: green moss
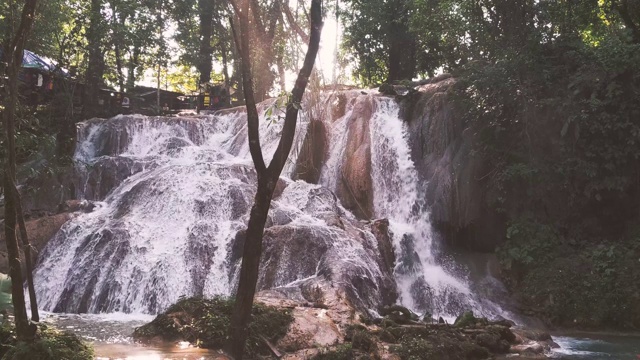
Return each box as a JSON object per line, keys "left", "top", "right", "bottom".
{"left": 133, "top": 296, "right": 294, "bottom": 358}
{"left": 352, "top": 330, "right": 376, "bottom": 352}
{"left": 1, "top": 324, "right": 93, "bottom": 360}
{"left": 311, "top": 344, "right": 354, "bottom": 360}
{"left": 377, "top": 329, "right": 397, "bottom": 343}
{"left": 453, "top": 311, "right": 476, "bottom": 328}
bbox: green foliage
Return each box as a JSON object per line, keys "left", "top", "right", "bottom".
{"left": 0, "top": 324, "right": 94, "bottom": 360}
{"left": 515, "top": 235, "right": 640, "bottom": 329}
{"left": 498, "top": 219, "right": 558, "bottom": 272}
{"left": 133, "top": 296, "right": 294, "bottom": 358}
{"left": 341, "top": 0, "right": 417, "bottom": 85}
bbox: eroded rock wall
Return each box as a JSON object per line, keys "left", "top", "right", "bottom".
{"left": 402, "top": 78, "right": 505, "bottom": 251}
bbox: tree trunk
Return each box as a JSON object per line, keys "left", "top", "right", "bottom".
{"left": 225, "top": 1, "right": 323, "bottom": 359}
{"left": 14, "top": 189, "right": 39, "bottom": 322}
{"left": 84, "top": 0, "right": 105, "bottom": 118}
{"left": 386, "top": 0, "right": 416, "bottom": 82}
{"left": 2, "top": 0, "right": 39, "bottom": 341}
{"left": 276, "top": 54, "right": 286, "bottom": 91}
{"left": 114, "top": 42, "right": 125, "bottom": 93}
{"left": 127, "top": 45, "right": 140, "bottom": 91}
{"left": 220, "top": 41, "right": 230, "bottom": 87}
{"left": 198, "top": 0, "right": 214, "bottom": 85}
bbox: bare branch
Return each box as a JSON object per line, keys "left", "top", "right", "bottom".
{"left": 281, "top": 0, "right": 310, "bottom": 43}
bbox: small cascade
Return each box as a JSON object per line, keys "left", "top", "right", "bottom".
{"left": 34, "top": 91, "right": 508, "bottom": 320}
{"left": 318, "top": 93, "right": 507, "bottom": 319}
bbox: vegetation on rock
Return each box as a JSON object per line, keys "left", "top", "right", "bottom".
{"left": 132, "top": 297, "right": 294, "bottom": 358}
{"left": 313, "top": 312, "right": 519, "bottom": 360}
{"left": 0, "top": 322, "right": 93, "bottom": 360}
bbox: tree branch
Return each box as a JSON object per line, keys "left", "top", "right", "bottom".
{"left": 236, "top": 0, "right": 267, "bottom": 174}
{"left": 281, "top": 0, "right": 310, "bottom": 43}
{"left": 268, "top": 0, "right": 323, "bottom": 175}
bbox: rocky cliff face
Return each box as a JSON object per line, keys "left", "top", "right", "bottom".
{"left": 401, "top": 78, "right": 505, "bottom": 251}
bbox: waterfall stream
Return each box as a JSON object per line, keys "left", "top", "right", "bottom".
{"left": 33, "top": 91, "right": 505, "bottom": 320}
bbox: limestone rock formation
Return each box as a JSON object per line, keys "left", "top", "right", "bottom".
{"left": 336, "top": 95, "right": 375, "bottom": 219}
{"left": 403, "top": 77, "right": 505, "bottom": 251}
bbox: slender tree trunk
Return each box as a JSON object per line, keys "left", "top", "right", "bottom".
{"left": 220, "top": 41, "right": 230, "bottom": 87}
{"left": 114, "top": 43, "right": 125, "bottom": 93}
{"left": 225, "top": 1, "right": 323, "bottom": 359}
{"left": 2, "top": 0, "right": 39, "bottom": 341}
{"left": 198, "top": 0, "right": 214, "bottom": 85}
{"left": 14, "top": 190, "right": 38, "bottom": 322}
{"left": 332, "top": 0, "right": 339, "bottom": 85}
{"left": 157, "top": 63, "right": 161, "bottom": 114}
{"left": 276, "top": 54, "right": 286, "bottom": 91}
{"left": 84, "top": 0, "right": 105, "bottom": 118}
{"left": 127, "top": 45, "right": 140, "bottom": 91}
{"left": 386, "top": 0, "right": 416, "bottom": 82}
{"left": 110, "top": 3, "right": 126, "bottom": 93}
{"left": 229, "top": 16, "right": 244, "bottom": 104}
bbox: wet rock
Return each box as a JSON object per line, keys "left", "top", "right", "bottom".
{"left": 331, "top": 94, "right": 348, "bottom": 122}
{"left": 336, "top": 95, "right": 374, "bottom": 219}
{"left": 510, "top": 342, "right": 545, "bottom": 355}
{"left": 276, "top": 306, "right": 342, "bottom": 352}
{"left": 0, "top": 212, "right": 73, "bottom": 274}
{"left": 81, "top": 157, "right": 149, "bottom": 201}
{"left": 294, "top": 120, "right": 328, "bottom": 184}
{"left": 402, "top": 77, "right": 505, "bottom": 251}
{"left": 57, "top": 200, "right": 96, "bottom": 213}
{"left": 370, "top": 219, "right": 395, "bottom": 276}
{"left": 272, "top": 178, "right": 289, "bottom": 199}
{"left": 258, "top": 226, "right": 332, "bottom": 290}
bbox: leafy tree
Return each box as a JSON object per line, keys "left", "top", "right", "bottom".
{"left": 225, "top": 0, "right": 323, "bottom": 358}
{"left": 1, "top": 0, "right": 39, "bottom": 340}
{"left": 342, "top": 0, "right": 417, "bottom": 85}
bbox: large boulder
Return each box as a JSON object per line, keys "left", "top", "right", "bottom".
{"left": 0, "top": 212, "right": 74, "bottom": 274}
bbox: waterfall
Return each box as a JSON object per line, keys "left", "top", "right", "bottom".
{"left": 34, "top": 92, "right": 506, "bottom": 320}
{"left": 317, "top": 93, "right": 506, "bottom": 320}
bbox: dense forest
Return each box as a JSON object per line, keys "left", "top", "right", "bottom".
{"left": 1, "top": 0, "right": 640, "bottom": 359}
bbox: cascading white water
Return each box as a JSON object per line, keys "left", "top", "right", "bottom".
{"left": 318, "top": 93, "right": 507, "bottom": 320}
{"left": 368, "top": 97, "right": 478, "bottom": 318}
{"left": 34, "top": 101, "right": 391, "bottom": 314}
{"left": 34, "top": 91, "right": 508, "bottom": 320}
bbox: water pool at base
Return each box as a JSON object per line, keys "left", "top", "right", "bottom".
{"left": 551, "top": 333, "right": 640, "bottom": 359}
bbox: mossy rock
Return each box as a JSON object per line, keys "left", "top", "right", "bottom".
{"left": 1, "top": 323, "right": 93, "bottom": 360}
{"left": 352, "top": 330, "right": 377, "bottom": 353}
{"left": 391, "top": 335, "right": 489, "bottom": 360}
{"left": 377, "top": 329, "right": 397, "bottom": 343}
{"left": 133, "top": 296, "right": 293, "bottom": 359}
{"left": 454, "top": 311, "right": 477, "bottom": 328}
{"left": 311, "top": 344, "right": 355, "bottom": 360}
